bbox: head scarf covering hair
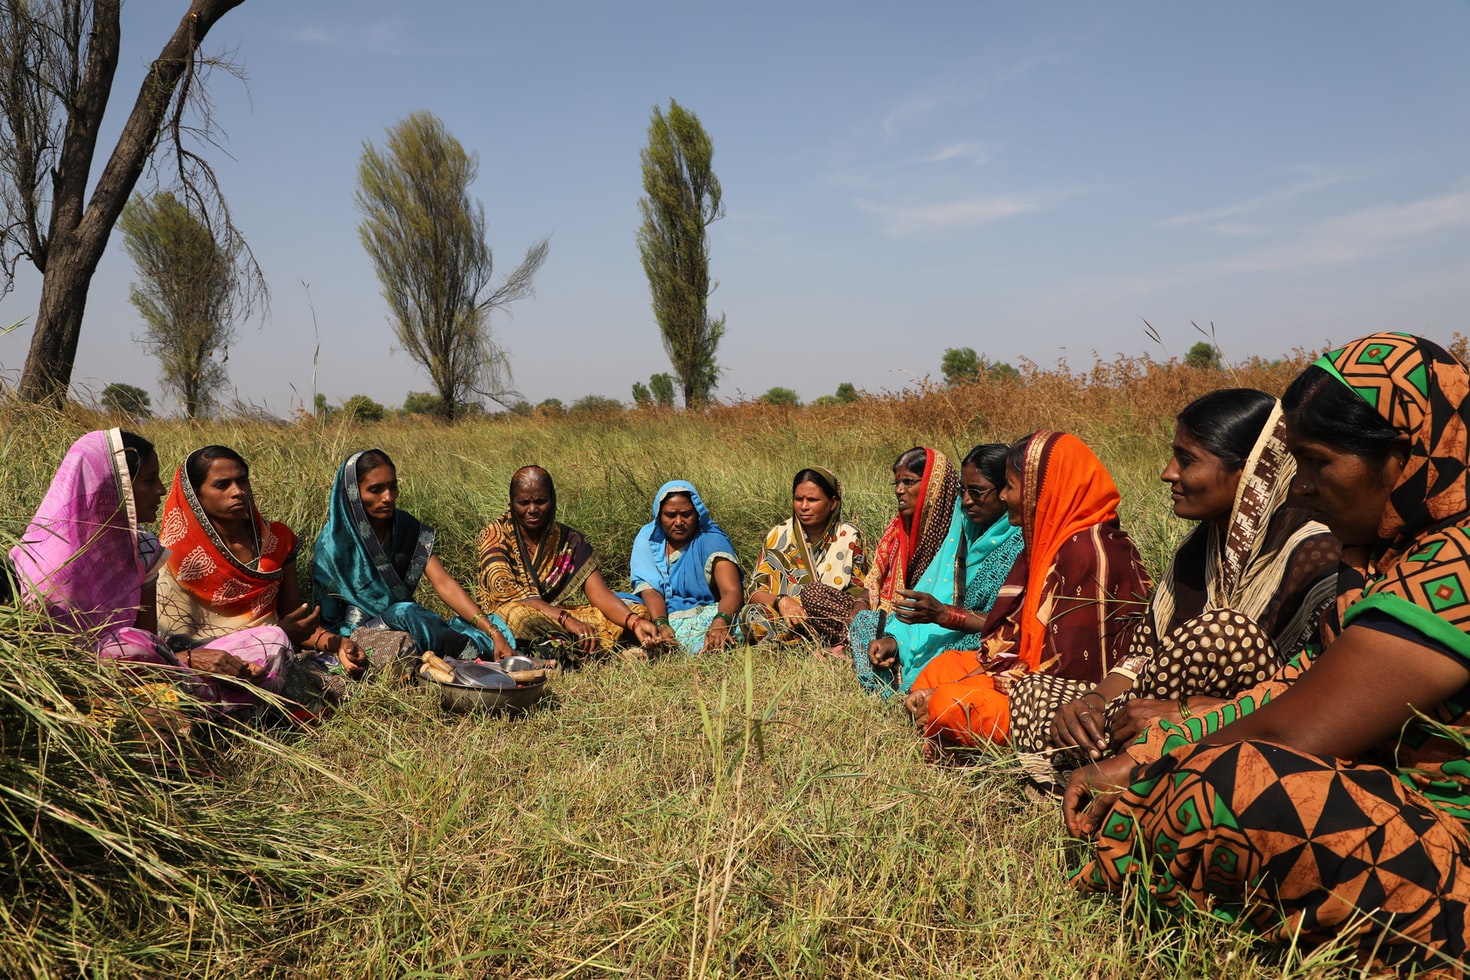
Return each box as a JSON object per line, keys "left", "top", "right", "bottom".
{"left": 9, "top": 429, "right": 149, "bottom": 637}
{"left": 1005, "top": 431, "right": 1125, "bottom": 672}
{"left": 863, "top": 449, "right": 959, "bottom": 611}
{"left": 1316, "top": 334, "right": 1470, "bottom": 653}
{"left": 156, "top": 447, "right": 297, "bottom": 636}
{"left": 627, "top": 480, "right": 741, "bottom": 612}
{"left": 1148, "top": 402, "right": 1337, "bottom": 658}
{"left": 311, "top": 449, "right": 436, "bottom": 635}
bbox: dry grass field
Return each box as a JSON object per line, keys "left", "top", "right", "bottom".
{"left": 1, "top": 352, "right": 1407, "bottom": 978}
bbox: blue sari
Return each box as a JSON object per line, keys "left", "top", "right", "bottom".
{"left": 851, "top": 503, "right": 1023, "bottom": 696}
{"left": 311, "top": 451, "right": 513, "bottom": 659}
{"left": 620, "top": 480, "right": 742, "bottom": 652}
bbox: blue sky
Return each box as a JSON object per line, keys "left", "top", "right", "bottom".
{"left": 2, "top": 1, "right": 1468, "bottom": 415}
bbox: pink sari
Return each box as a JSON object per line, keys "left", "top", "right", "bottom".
{"left": 8, "top": 429, "right": 288, "bottom": 712}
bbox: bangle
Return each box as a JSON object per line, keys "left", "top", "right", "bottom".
{"left": 1178, "top": 696, "right": 1193, "bottom": 720}
{"left": 625, "top": 612, "right": 642, "bottom": 631}
{"left": 1081, "top": 691, "right": 1106, "bottom": 710}
{"left": 556, "top": 610, "right": 570, "bottom": 627}
{"left": 942, "top": 606, "right": 968, "bottom": 630}
{"left": 654, "top": 616, "right": 670, "bottom": 627}
{"left": 470, "top": 611, "right": 487, "bottom": 625}
{"left": 712, "top": 610, "right": 734, "bottom": 627}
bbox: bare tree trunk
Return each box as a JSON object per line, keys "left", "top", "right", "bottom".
{"left": 16, "top": 0, "right": 248, "bottom": 405}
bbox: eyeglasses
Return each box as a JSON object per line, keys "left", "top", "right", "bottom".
{"left": 892, "top": 477, "right": 921, "bottom": 491}
{"left": 961, "top": 485, "right": 997, "bottom": 501}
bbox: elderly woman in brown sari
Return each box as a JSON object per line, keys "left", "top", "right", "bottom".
{"left": 477, "top": 466, "right": 661, "bottom": 656}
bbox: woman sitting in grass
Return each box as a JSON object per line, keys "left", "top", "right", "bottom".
{"left": 1066, "top": 333, "right": 1470, "bottom": 974}
{"left": 311, "top": 449, "right": 515, "bottom": 665}
{"left": 740, "top": 466, "right": 869, "bottom": 648}
{"left": 849, "top": 446, "right": 1023, "bottom": 696}
{"left": 904, "top": 431, "right": 1152, "bottom": 748}
{"left": 9, "top": 430, "right": 287, "bottom": 714}
{"left": 155, "top": 446, "right": 365, "bottom": 702}
{"left": 622, "top": 480, "right": 743, "bottom": 654}
{"left": 476, "top": 465, "right": 661, "bottom": 658}
{"left": 1008, "top": 390, "right": 1339, "bottom": 780}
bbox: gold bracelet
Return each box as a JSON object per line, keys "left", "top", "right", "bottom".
{"left": 1178, "top": 696, "right": 1193, "bottom": 720}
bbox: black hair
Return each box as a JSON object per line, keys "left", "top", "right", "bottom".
{"left": 186, "top": 445, "right": 248, "bottom": 492}
{"left": 1282, "top": 365, "right": 1403, "bottom": 463}
{"left": 354, "top": 449, "right": 396, "bottom": 482}
{"left": 119, "top": 431, "right": 155, "bottom": 478}
{"left": 893, "top": 447, "right": 927, "bottom": 475}
{"left": 1005, "top": 433, "right": 1036, "bottom": 476}
{"left": 791, "top": 468, "right": 838, "bottom": 499}
{"left": 1174, "top": 388, "right": 1275, "bottom": 471}
{"left": 960, "top": 443, "right": 1009, "bottom": 488}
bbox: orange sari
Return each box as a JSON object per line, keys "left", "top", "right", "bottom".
{"left": 914, "top": 431, "right": 1150, "bottom": 745}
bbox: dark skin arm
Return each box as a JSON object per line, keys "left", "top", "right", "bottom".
{"left": 637, "top": 589, "right": 676, "bottom": 642}
{"left": 584, "top": 569, "right": 660, "bottom": 647}
{"left": 700, "top": 558, "right": 743, "bottom": 654}
{"left": 1063, "top": 626, "right": 1470, "bottom": 837}
{"left": 275, "top": 561, "right": 367, "bottom": 677}
{"left": 424, "top": 555, "right": 515, "bottom": 660}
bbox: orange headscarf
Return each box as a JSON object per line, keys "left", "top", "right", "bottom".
{"left": 1010, "top": 431, "right": 1122, "bottom": 670}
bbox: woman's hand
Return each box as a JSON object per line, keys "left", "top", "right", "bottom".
{"left": 1051, "top": 693, "right": 1112, "bottom": 758}
{"left": 1109, "top": 698, "right": 1184, "bottom": 745}
{"left": 893, "top": 589, "right": 945, "bottom": 625}
{"left": 904, "top": 686, "right": 935, "bottom": 721}
{"left": 186, "top": 647, "right": 267, "bottom": 683}
{"left": 701, "top": 617, "right": 733, "bottom": 654}
{"left": 489, "top": 627, "right": 516, "bottom": 660}
{"left": 775, "top": 595, "right": 808, "bottom": 627}
{"left": 868, "top": 635, "right": 898, "bottom": 670}
{"left": 632, "top": 617, "right": 661, "bottom": 648}
{"left": 1062, "top": 752, "right": 1136, "bottom": 839}
{"left": 563, "top": 615, "right": 599, "bottom": 655}
{"left": 279, "top": 602, "right": 322, "bottom": 645}
{"left": 335, "top": 636, "right": 368, "bottom": 678}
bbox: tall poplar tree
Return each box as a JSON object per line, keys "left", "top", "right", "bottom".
{"left": 355, "top": 110, "right": 548, "bottom": 419}
{"left": 636, "top": 99, "right": 724, "bottom": 408}
{"left": 118, "top": 191, "right": 239, "bottom": 418}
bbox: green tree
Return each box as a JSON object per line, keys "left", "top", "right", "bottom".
{"left": 100, "top": 382, "right": 151, "bottom": 418}
{"left": 631, "top": 381, "right": 652, "bottom": 408}
{"left": 508, "top": 400, "right": 533, "bottom": 417}
{"left": 834, "top": 381, "right": 859, "bottom": 404}
{"left": 341, "top": 394, "right": 387, "bottom": 422}
{"left": 648, "top": 372, "right": 677, "bottom": 408}
{"left": 1186, "top": 341, "right": 1223, "bottom": 370}
{"left": 402, "top": 390, "right": 444, "bottom": 416}
{"left": 637, "top": 99, "right": 725, "bottom": 408}
{"left": 2, "top": 0, "right": 259, "bottom": 405}
{"left": 356, "top": 110, "right": 549, "bottom": 420}
{"left": 941, "top": 346, "right": 981, "bottom": 385}
{"left": 117, "top": 192, "right": 240, "bottom": 418}
{"left": 536, "top": 398, "right": 565, "bottom": 416}
{"left": 571, "top": 394, "right": 623, "bottom": 414}
{"left": 759, "top": 386, "right": 801, "bottom": 407}
{"left": 314, "top": 392, "right": 333, "bottom": 420}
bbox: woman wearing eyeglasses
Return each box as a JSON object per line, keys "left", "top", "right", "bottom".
{"left": 848, "top": 445, "right": 1024, "bottom": 696}
{"left": 905, "top": 431, "right": 1153, "bottom": 749}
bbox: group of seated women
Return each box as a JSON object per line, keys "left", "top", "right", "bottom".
{"left": 10, "top": 330, "right": 1470, "bottom": 971}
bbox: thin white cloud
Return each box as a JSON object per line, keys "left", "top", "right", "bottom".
{"left": 880, "top": 56, "right": 1055, "bottom": 138}
{"left": 927, "top": 142, "right": 992, "bottom": 167}
{"left": 1212, "top": 183, "right": 1470, "bottom": 273}
{"left": 282, "top": 20, "right": 408, "bottom": 54}
{"left": 862, "top": 192, "right": 1054, "bottom": 236}
{"left": 1155, "top": 166, "right": 1356, "bottom": 229}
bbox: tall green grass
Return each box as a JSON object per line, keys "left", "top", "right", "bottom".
{"left": 0, "top": 360, "right": 1399, "bottom": 977}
